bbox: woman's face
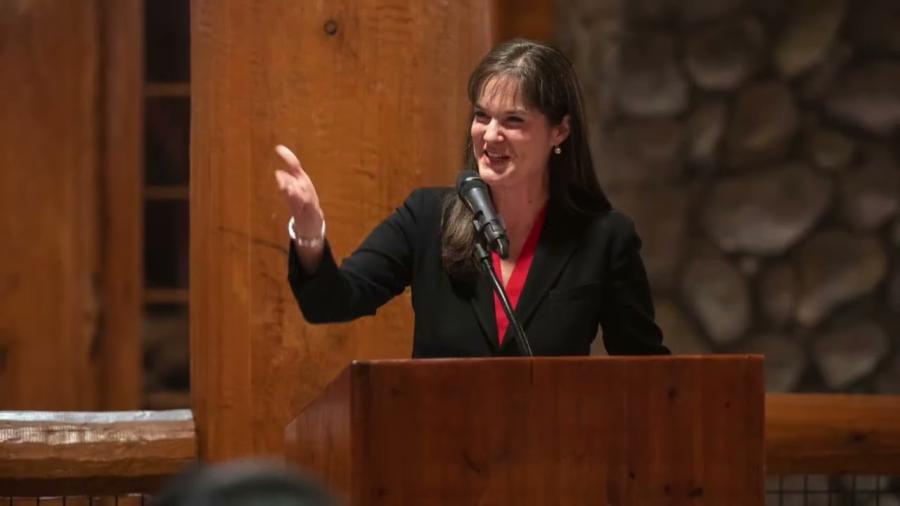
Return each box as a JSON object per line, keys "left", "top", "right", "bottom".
{"left": 470, "top": 75, "right": 570, "bottom": 191}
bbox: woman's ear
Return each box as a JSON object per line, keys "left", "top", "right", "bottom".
{"left": 553, "top": 115, "right": 571, "bottom": 146}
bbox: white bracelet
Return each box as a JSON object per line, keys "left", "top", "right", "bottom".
{"left": 288, "top": 216, "right": 326, "bottom": 248}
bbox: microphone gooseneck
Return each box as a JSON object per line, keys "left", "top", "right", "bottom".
{"left": 456, "top": 170, "right": 533, "bottom": 357}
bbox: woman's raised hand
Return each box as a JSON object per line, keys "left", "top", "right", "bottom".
{"left": 274, "top": 145, "right": 325, "bottom": 243}
{"left": 274, "top": 145, "right": 325, "bottom": 271}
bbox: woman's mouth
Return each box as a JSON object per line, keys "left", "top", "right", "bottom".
{"left": 482, "top": 150, "right": 510, "bottom": 165}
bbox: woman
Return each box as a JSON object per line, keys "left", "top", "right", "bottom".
{"left": 274, "top": 39, "right": 668, "bottom": 357}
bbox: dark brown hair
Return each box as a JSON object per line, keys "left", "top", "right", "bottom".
{"left": 441, "top": 39, "right": 612, "bottom": 279}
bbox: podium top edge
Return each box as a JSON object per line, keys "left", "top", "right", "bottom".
{"left": 348, "top": 354, "right": 763, "bottom": 367}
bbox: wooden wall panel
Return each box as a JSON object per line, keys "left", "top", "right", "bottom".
{"left": 0, "top": 1, "right": 142, "bottom": 410}
{"left": 191, "top": 0, "right": 492, "bottom": 459}
{"left": 0, "top": 0, "right": 101, "bottom": 409}
{"left": 97, "top": 0, "right": 143, "bottom": 410}
{"left": 493, "top": 0, "right": 554, "bottom": 43}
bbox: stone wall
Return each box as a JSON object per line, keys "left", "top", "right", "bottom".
{"left": 557, "top": 0, "right": 899, "bottom": 392}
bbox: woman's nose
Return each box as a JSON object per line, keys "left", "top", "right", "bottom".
{"left": 483, "top": 120, "right": 503, "bottom": 142}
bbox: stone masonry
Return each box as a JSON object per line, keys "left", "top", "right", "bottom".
{"left": 558, "top": 0, "right": 899, "bottom": 394}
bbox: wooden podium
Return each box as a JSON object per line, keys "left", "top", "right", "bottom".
{"left": 285, "top": 356, "right": 764, "bottom": 505}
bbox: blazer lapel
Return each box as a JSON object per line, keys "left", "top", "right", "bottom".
{"left": 468, "top": 271, "right": 500, "bottom": 353}
{"left": 502, "top": 203, "right": 583, "bottom": 351}
{"left": 466, "top": 203, "right": 585, "bottom": 354}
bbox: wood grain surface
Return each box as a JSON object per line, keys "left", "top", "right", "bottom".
{"left": 288, "top": 356, "right": 765, "bottom": 505}
{"left": 0, "top": 410, "right": 196, "bottom": 495}
{"left": 766, "top": 393, "right": 900, "bottom": 475}
{"left": 190, "top": 0, "right": 491, "bottom": 459}
{"left": 493, "top": 0, "right": 555, "bottom": 42}
{"left": 1, "top": 0, "right": 99, "bottom": 409}
{"left": 0, "top": 0, "right": 142, "bottom": 410}
{"left": 97, "top": 0, "right": 143, "bottom": 410}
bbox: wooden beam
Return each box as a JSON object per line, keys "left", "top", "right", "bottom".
{"left": 0, "top": 0, "right": 102, "bottom": 409}
{"left": 766, "top": 394, "right": 900, "bottom": 475}
{"left": 0, "top": 0, "right": 142, "bottom": 412}
{"left": 0, "top": 410, "right": 196, "bottom": 495}
{"left": 190, "top": 0, "right": 492, "bottom": 460}
{"left": 492, "top": 0, "right": 555, "bottom": 43}
{"left": 98, "top": 0, "right": 143, "bottom": 410}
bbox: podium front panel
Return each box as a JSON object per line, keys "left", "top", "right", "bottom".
{"left": 288, "top": 356, "right": 764, "bottom": 505}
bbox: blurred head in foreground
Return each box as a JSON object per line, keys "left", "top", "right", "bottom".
{"left": 153, "top": 459, "right": 339, "bottom": 506}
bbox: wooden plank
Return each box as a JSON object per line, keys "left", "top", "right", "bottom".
{"left": 492, "top": 0, "right": 554, "bottom": 43}
{"left": 0, "top": 0, "right": 143, "bottom": 412}
{"left": 0, "top": 0, "right": 101, "bottom": 409}
{"left": 766, "top": 394, "right": 900, "bottom": 475}
{"left": 0, "top": 410, "right": 196, "bottom": 496}
{"left": 190, "top": 0, "right": 492, "bottom": 459}
{"left": 97, "top": 0, "right": 143, "bottom": 410}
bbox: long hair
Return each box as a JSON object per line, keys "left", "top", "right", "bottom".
{"left": 441, "top": 39, "right": 612, "bottom": 279}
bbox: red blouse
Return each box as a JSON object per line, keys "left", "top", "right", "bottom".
{"left": 491, "top": 205, "right": 548, "bottom": 345}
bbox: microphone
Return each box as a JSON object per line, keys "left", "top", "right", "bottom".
{"left": 455, "top": 170, "right": 533, "bottom": 357}
{"left": 456, "top": 170, "right": 510, "bottom": 259}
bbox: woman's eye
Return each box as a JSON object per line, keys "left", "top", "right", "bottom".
{"left": 507, "top": 116, "right": 524, "bottom": 123}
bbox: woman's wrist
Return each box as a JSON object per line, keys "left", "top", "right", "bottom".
{"left": 288, "top": 216, "right": 326, "bottom": 248}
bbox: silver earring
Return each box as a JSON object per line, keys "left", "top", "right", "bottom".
{"left": 553, "top": 145, "right": 562, "bottom": 155}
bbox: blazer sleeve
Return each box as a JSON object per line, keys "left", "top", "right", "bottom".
{"left": 598, "top": 215, "right": 670, "bottom": 355}
{"left": 287, "top": 189, "right": 426, "bottom": 323}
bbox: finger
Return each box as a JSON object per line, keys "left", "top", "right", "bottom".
{"left": 275, "top": 144, "right": 305, "bottom": 176}
{"left": 294, "top": 179, "right": 314, "bottom": 201}
{"left": 277, "top": 172, "right": 307, "bottom": 201}
{"left": 274, "top": 170, "right": 293, "bottom": 190}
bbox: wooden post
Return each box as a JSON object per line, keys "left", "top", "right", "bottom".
{"left": 492, "top": 0, "right": 554, "bottom": 43}
{"left": 0, "top": 0, "right": 142, "bottom": 410}
{"left": 0, "top": 0, "right": 143, "bottom": 410}
{"left": 0, "top": 0, "right": 100, "bottom": 410}
{"left": 98, "top": 0, "right": 143, "bottom": 410}
{"left": 190, "top": 0, "right": 492, "bottom": 459}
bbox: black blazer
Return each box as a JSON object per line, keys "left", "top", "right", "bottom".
{"left": 288, "top": 187, "right": 668, "bottom": 357}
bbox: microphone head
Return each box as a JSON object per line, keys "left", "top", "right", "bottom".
{"left": 456, "top": 169, "right": 486, "bottom": 196}
{"left": 456, "top": 169, "right": 509, "bottom": 258}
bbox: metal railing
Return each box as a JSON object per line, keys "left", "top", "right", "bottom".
{"left": 766, "top": 475, "right": 900, "bottom": 505}
{"left": 4, "top": 496, "right": 150, "bottom": 506}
